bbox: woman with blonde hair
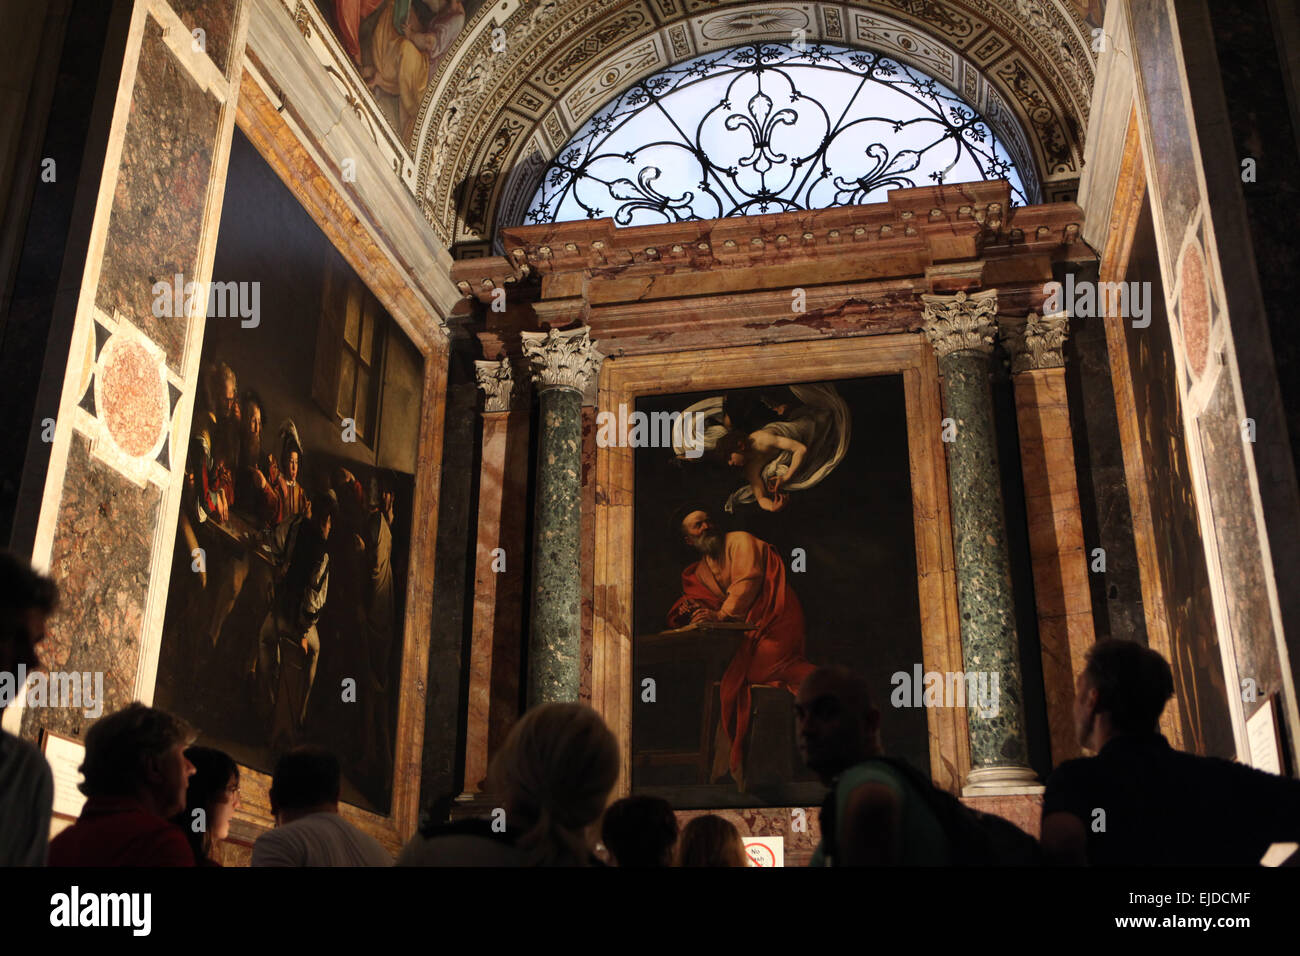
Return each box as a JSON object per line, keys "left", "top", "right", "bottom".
{"left": 398, "top": 702, "right": 619, "bottom": 866}
{"left": 678, "top": 814, "right": 750, "bottom": 867}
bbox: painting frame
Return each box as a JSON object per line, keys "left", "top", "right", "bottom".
{"left": 592, "top": 333, "right": 971, "bottom": 801}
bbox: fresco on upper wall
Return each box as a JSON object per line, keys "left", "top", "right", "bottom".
{"left": 314, "top": 0, "right": 490, "bottom": 145}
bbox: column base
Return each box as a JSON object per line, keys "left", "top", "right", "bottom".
{"left": 961, "top": 765, "right": 1044, "bottom": 797}
{"left": 450, "top": 791, "right": 498, "bottom": 821}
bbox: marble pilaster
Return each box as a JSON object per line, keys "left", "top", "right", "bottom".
{"left": 462, "top": 357, "right": 531, "bottom": 791}
{"left": 922, "top": 290, "right": 1039, "bottom": 793}
{"left": 520, "top": 327, "right": 602, "bottom": 706}
{"left": 999, "top": 312, "right": 1096, "bottom": 765}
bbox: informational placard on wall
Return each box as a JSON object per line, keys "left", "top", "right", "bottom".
{"left": 744, "top": 836, "right": 784, "bottom": 867}
{"left": 41, "top": 730, "right": 87, "bottom": 820}
{"left": 1246, "top": 696, "right": 1283, "bottom": 775}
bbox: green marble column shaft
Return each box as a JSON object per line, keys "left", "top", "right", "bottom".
{"left": 520, "top": 327, "right": 601, "bottom": 707}
{"left": 922, "top": 290, "right": 1037, "bottom": 792}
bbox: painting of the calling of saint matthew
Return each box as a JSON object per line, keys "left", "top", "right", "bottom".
{"left": 633, "top": 376, "right": 930, "bottom": 809}
{"left": 154, "top": 131, "right": 423, "bottom": 814}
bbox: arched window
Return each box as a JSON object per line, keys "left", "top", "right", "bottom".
{"left": 526, "top": 41, "right": 1028, "bottom": 226}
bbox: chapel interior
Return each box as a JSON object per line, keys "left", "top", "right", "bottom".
{"left": 2, "top": 0, "right": 1299, "bottom": 867}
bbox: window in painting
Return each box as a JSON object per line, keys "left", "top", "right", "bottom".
{"left": 314, "top": 262, "right": 384, "bottom": 448}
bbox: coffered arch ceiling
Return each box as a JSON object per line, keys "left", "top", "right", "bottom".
{"left": 412, "top": 0, "right": 1095, "bottom": 257}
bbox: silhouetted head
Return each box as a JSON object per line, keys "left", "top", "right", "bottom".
{"left": 1074, "top": 639, "right": 1174, "bottom": 750}
{"left": 269, "top": 747, "right": 340, "bottom": 822}
{"left": 795, "top": 666, "right": 881, "bottom": 783}
{"left": 0, "top": 551, "right": 58, "bottom": 692}
{"left": 601, "top": 796, "right": 678, "bottom": 867}
{"left": 79, "top": 703, "right": 196, "bottom": 818}
{"left": 487, "top": 703, "right": 619, "bottom": 866}
{"left": 175, "top": 746, "right": 240, "bottom": 864}
{"left": 678, "top": 815, "right": 748, "bottom": 867}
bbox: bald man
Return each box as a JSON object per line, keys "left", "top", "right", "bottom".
{"left": 796, "top": 666, "right": 950, "bottom": 866}
{"left": 669, "top": 510, "right": 814, "bottom": 788}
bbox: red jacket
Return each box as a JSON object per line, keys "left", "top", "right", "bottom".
{"left": 48, "top": 796, "right": 195, "bottom": 867}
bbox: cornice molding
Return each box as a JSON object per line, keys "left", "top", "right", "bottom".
{"left": 410, "top": 0, "right": 1094, "bottom": 254}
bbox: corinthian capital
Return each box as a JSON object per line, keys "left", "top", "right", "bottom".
{"left": 999, "top": 312, "right": 1069, "bottom": 373}
{"left": 921, "top": 289, "right": 999, "bottom": 358}
{"left": 520, "top": 326, "right": 602, "bottom": 394}
{"left": 474, "top": 357, "right": 519, "bottom": 413}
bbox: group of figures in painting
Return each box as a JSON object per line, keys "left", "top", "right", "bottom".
{"left": 159, "top": 359, "right": 400, "bottom": 800}
{"left": 656, "top": 382, "right": 852, "bottom": 791}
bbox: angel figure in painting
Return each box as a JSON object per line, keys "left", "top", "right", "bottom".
{"left": 672, "top": 382, "right": 851, "bottom": 513}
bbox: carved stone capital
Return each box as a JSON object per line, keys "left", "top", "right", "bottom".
{"left": 999, "top": 311, "right": 1069, "bottom": 373}
{"left": 520, "top": 326, "right": 602, "bottom": 394}
{"left": 474, "top": 357, "right": 522, "bottom": 413}
{"left": 921, "top": 289, "right": 999, "bottom": 358}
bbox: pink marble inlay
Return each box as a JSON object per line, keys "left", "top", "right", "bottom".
{"left": 1179, "top": 242, "right": 1210, "bottom": 379}
{"left": 102, "top": 339, "right": 167, "bottom": 458}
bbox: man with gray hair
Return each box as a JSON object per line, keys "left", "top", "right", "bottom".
{"left": 47, "top": 702, "right": 196, "bottom": 867}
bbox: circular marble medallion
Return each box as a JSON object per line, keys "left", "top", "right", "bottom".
{"left": 100, "top": 337, "right": 168, "bottom": 458}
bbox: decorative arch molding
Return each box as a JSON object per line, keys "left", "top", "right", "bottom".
{"left": 412, "top": 0, "right": 1094, "bottom": 256}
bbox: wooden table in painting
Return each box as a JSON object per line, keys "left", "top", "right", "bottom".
{"left": 634, "top": 622, "right": 754, "bottom": 783}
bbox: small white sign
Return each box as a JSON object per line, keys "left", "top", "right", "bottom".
{"left": 41, "top": 731, "right": 87, "bottom": 820}
{"left": 744, "top": 836, "right": 783, "bottom": 867}
{"left": 1246, "top": 697, "right": 1282, "bottom": 775}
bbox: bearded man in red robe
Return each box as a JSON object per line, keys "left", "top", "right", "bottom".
{"left": 668, "top": 509, "right": 816, "bottom": 789}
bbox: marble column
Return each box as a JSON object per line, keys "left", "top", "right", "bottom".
{"left": 921, "top": 290, "right": 1038, "bottom": 793}
{"left": 999, "top": 312, "right": 1096, "bottom": 766}
{"left": 520, "top": 327, "right": 602, "bottom": 706}
{"left": 462, "top": 356, "right": 530, "bottom": 792}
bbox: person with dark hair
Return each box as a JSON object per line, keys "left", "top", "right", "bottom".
{"left": 797, "top": 666, "right": 951, "bottom": 866}
{"left": 257, "top": 489, "right": 338, "bottom": 737}
{"left": 678, "top": 815, "right": 749, "bottom": 867}
{"left": 48, "top": 703, "right": 197, "bottom": 867}
{"left": 0, "top": 552, "right": 58, "bottom": 865}
{"left": 399, "top": 703, "right": 618, "bottom": 866}
{"left": 1041, "top": 639, "right": 1300, "bottom": 865}
{"left": 172, "top": 746, "right": 240, "bottom": 866}
{"left": 601, "top": 796, "right": 678, "bottom": 867}
{"left": 250, "top": 747, "right": 391, "bottom": 866}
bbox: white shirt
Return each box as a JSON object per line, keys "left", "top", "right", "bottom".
{"left": 251, "top": 811, "right": 392, "bottom": 867}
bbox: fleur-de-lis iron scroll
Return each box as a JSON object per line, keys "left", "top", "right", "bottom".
{"left": 526, "top": 41, "right": 1029, "bottom": 227}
